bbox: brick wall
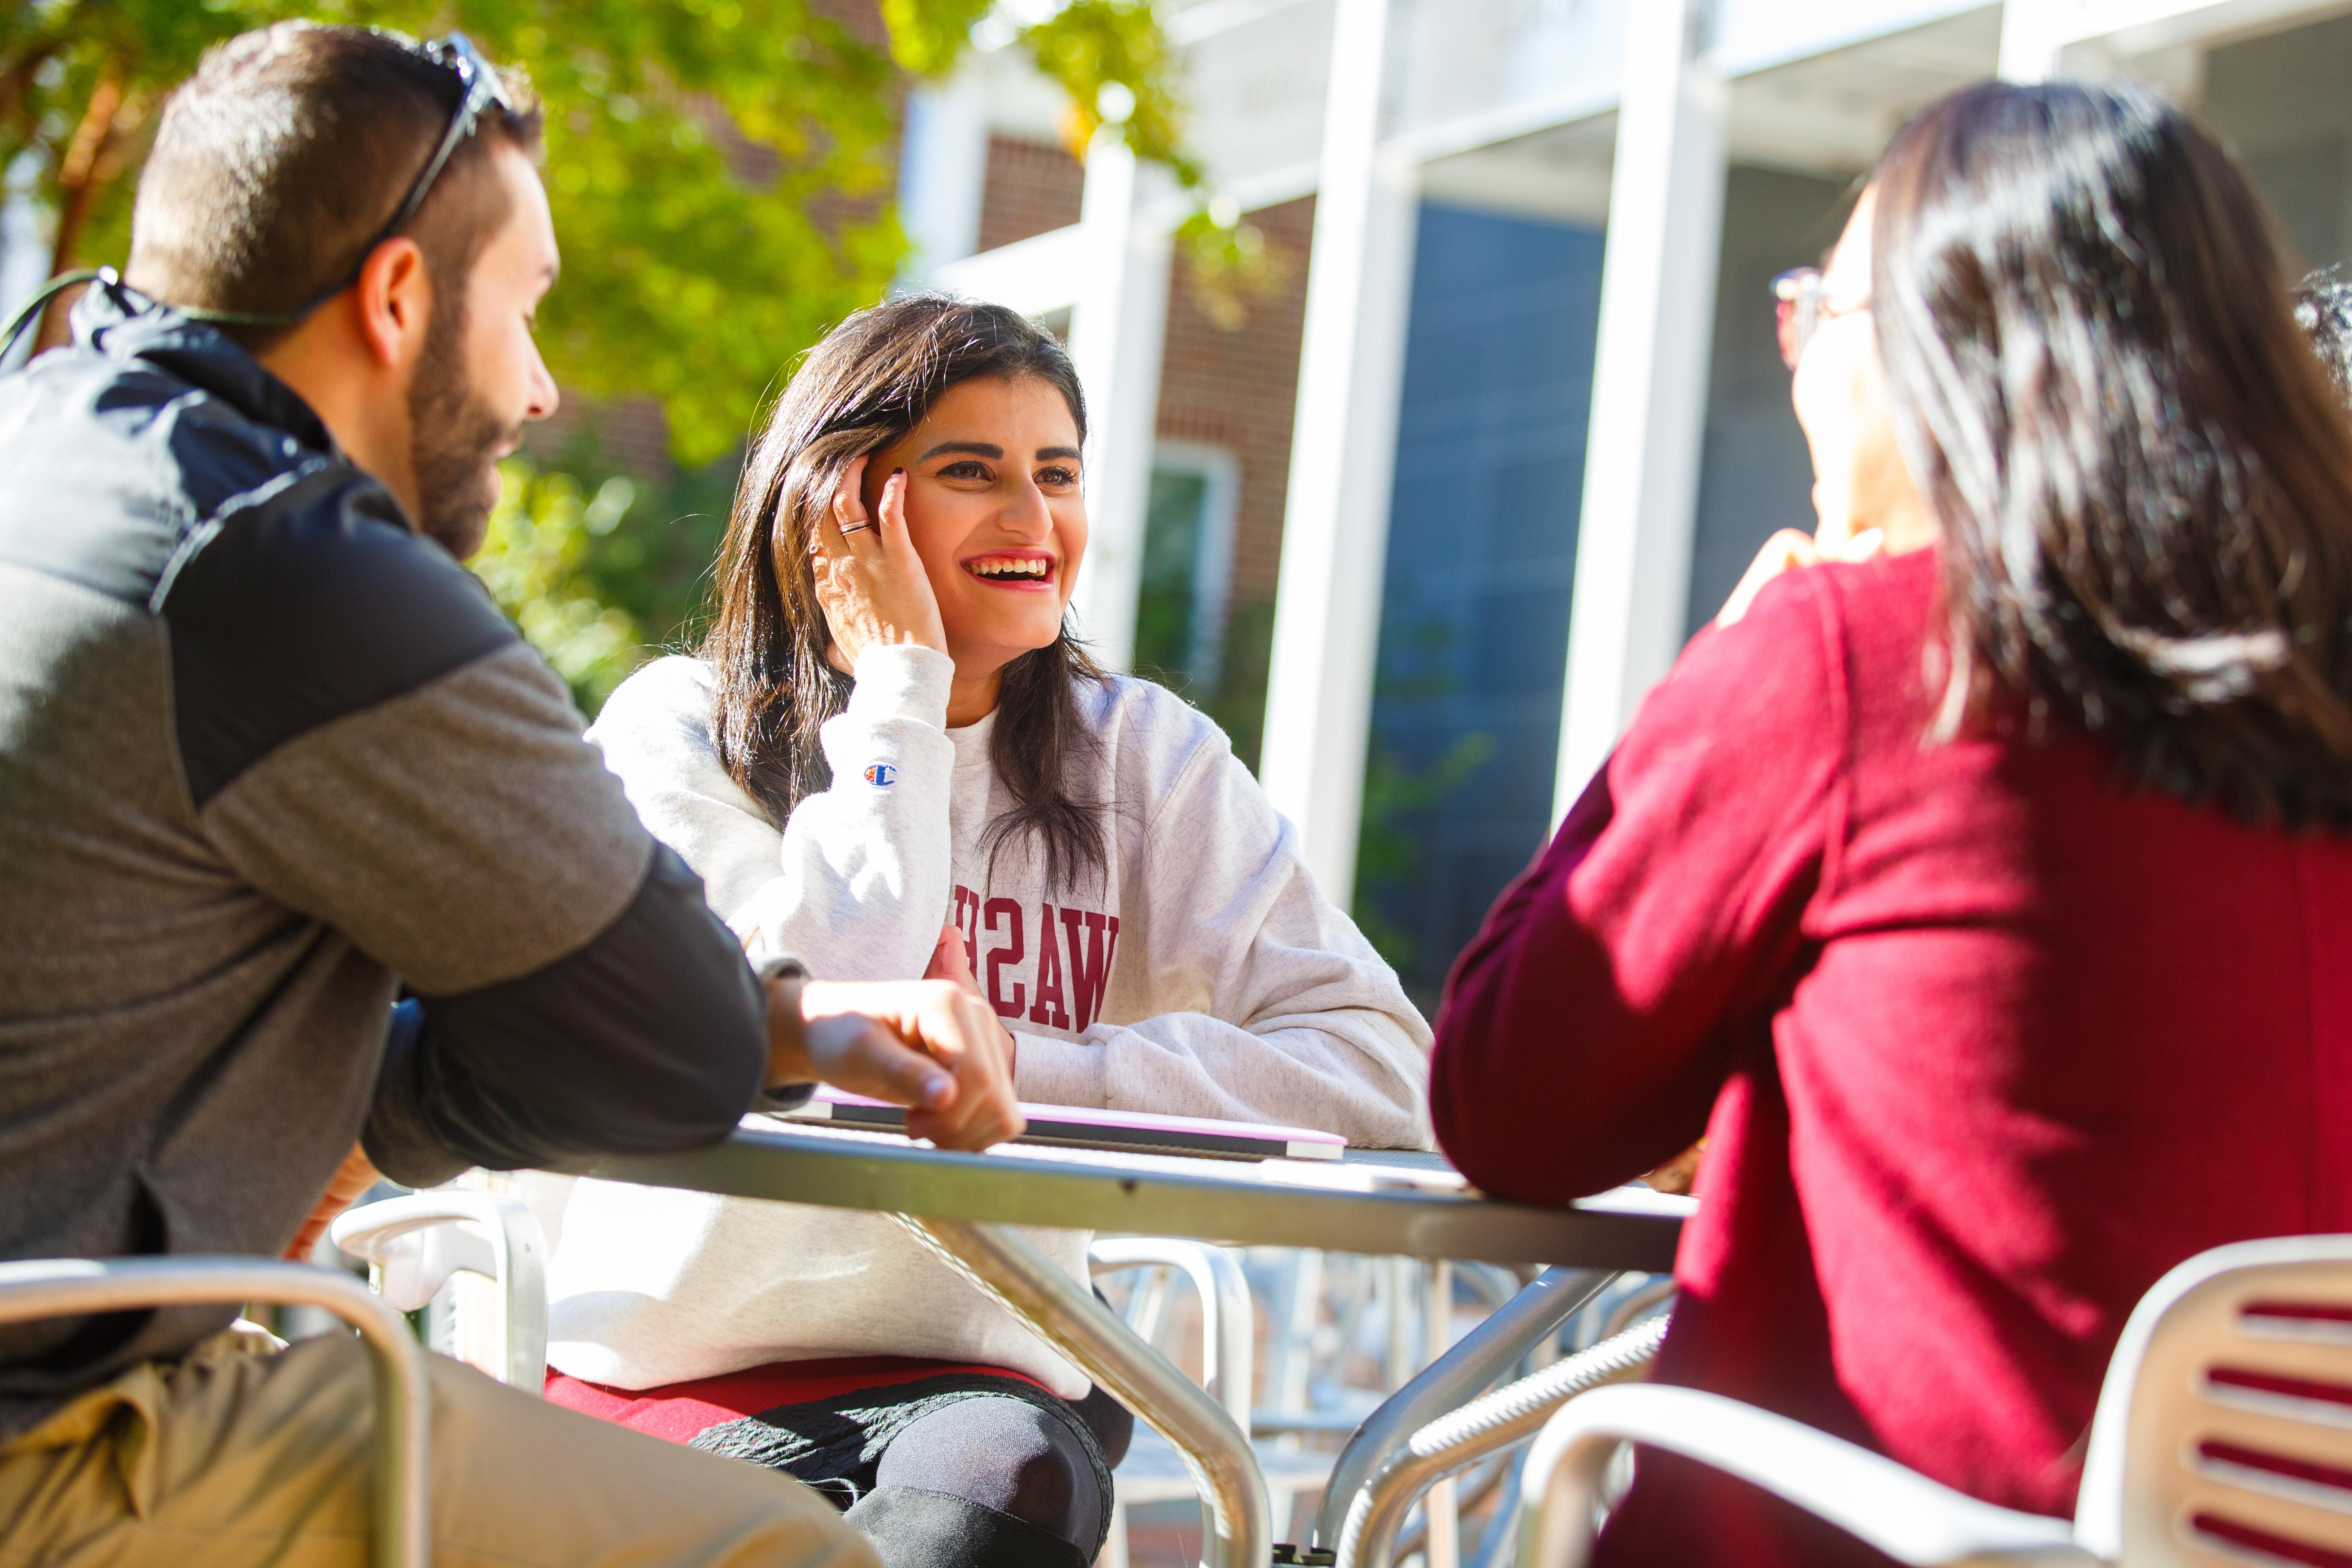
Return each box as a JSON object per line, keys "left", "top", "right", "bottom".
{"left": 977, "top": 135, "right": 1087, "bottom": 252}
{"left": 1149, "top": 195, "right": 1314, "bottom": 765}
{"left": 526, "top": 397, "right": 675, "bottom": 480}
{"left": 1154, "top": 195, "right": 1314, "bottom": 606}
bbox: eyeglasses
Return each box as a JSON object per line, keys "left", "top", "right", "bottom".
{"left": 180, "top": 32, "right": 513, "bottom": 329}
{"left": 1772, "top": 266, "right": 1871, "bottom": 370}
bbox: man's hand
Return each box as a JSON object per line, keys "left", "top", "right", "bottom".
{"left": 285, "top": 1143, "right": 380, "bottom": 1261}
{"left": 765, "top": 970, "right": 1023, "bottom": 1152}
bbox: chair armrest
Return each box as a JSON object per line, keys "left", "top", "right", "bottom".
{"left": 0, "top": 1256, "right": 429, "bottom": 1568}
{"left": 1089, "top": 1238, "right": 1254, "bottom": 1430}
{"left": 1521, "top": 1383, "right": 2100, "bottom": 1568}
{"left": 332, "top": 1192, "right": 547, "bottom": 1391}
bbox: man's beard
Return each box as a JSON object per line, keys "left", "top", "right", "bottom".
{"left": 406, "top": 294, "right": 521, "bottom": 561}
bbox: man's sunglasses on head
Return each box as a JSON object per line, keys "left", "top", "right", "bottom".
{"left": 265, "top": 32, "right": 517, "bottom": 324}
{"left": 360, "top": 35, "right": 516, "bottom": 286}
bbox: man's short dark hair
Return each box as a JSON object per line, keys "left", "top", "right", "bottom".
{"left": 126, "top": 23, "right": 544, "bottom": 347}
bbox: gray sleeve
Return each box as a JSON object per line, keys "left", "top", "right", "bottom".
{"left": 1016, "top": 724, "right": 1434, "bottom": 1149}
{"left": 197, "top": 643, "right": 772, "bottom": 1180}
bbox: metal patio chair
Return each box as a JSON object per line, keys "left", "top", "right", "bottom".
{"left": 1522, "top": 1234, "right": 2352, "bottom": 1568}
{"left": 330, "top": 1189, "right": 549, "bottom": 1390}
{"left": 0, "top": 1256, "right": 432, "bottom": 1568}
{"left": 1090, "top": 1238, "right": 1345, "bottom": 1566}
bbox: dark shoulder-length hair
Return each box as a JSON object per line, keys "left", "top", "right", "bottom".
{"left": 1872, "top": 79, "right": 2352, "bottom": 829}
{"left": 702, "top": 294, "right": 1109, "bottom": 889}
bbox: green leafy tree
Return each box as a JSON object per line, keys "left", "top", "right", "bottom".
{"left": 1020, "top": 0, "right": 1194, "bottom": 183}
{"left": 472, "top": 461, "right": 646, "bottom": 708}
{"left": 3, "top": 1, "right": 1283, "bottom": 713}
{"left": 3, "top": 0, "right": 1201, "bottom": 461}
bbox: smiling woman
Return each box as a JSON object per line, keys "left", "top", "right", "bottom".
{"left": 709, "top": 299, "right": 1111, "bottom": 892}
{"left": 830, "top": 376, "right": 1092, "bottom": 728}
{"left": 527, "top": 295, "right": 1432, "bottom": 1568}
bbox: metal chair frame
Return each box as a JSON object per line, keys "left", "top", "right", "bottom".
{"left": 1523, "top": 1235, "right": 2352, "bottom": 1568}
{"left": 0, "top": 1256, "right": 431, "bottom": 1568}
{"left": 330, "top": 1192, "right": 548, "bottom": 1392}
{"left": 1310, "top": 1266, "right": 1617, "bottom": 1553}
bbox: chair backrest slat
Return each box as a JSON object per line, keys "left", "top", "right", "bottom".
{"left": 2076, "top": 1239, "right": 2352, "bottom": 1566}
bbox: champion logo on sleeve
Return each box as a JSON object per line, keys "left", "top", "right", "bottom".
{"left": 862, "top": 763, "right": 897, "bottom": 787}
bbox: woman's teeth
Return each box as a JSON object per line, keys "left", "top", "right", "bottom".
{"left": 966, "top": 557, "right": 1050, "bottom": 579}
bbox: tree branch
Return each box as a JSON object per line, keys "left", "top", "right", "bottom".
{"left": 34, "top": 56, "right": 124, "bottom": 352}
{"left": 0, "top": 0, "right": 87, "bottom": 139}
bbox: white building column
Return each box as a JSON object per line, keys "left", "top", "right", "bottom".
{"left": 896, "top": 74, "right": 990, "bottom": 283}
{"left": 1064, "top": 127, "right": 1174, "bottom": 675}
{"left": 1258, "top": 0, "right": 1419, "bottom": 903}
{"left": 1550, "top": 0, "right": 1727, "bottom": 822}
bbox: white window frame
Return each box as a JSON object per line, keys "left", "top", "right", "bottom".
{"left": 1146, "top": 440, "right": 1242, "bottom": 692}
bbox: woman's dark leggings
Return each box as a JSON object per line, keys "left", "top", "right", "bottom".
{"left": 841, "top": 1383, "right": 1134, "bottom": 1568}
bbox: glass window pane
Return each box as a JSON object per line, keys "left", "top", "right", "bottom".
{"left": 1135, "top": 468, "right": 1210, "bottom": 686}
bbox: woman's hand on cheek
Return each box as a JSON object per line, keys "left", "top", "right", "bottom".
{"left": 809, "top": 456, "right": 949, "bottom": 669}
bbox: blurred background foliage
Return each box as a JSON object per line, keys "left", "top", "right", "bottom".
{"left": 472, "top": 462, "right": 652, "bottom": 710}
{"left": 2, "top": 0, "right": 1214, "bottom": 713}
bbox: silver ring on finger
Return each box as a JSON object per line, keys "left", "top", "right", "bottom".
{"left": 838, "top": 521, "right": 875, "bottom": 536}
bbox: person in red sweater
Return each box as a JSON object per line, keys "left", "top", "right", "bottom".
{"left": 1431, "top": 79, "right": 2352, "bottom": 1566}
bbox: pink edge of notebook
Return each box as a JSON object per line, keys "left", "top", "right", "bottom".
{"left": 787, "top": 1084, "right": 1348, "bottom": 1161}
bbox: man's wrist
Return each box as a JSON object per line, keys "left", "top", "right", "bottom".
{"left": 757, "top": 956, "right": 817, "bottom": 1105}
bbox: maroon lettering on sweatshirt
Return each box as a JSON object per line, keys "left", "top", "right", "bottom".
{"left": 961, "top": 885, "right": 1118, "bottom": 1035}
{"left": 982, "top": 896, "right": 1025, "bottom": 1018}
{"left": 951, "top": 884, "right": 981, "bottom": 974}
{"left": 1060, "top": 907, "right": 1119, "bottom": 1032}
{"left": 1029, "top": 902, "right": 1071, "bottom": 1029}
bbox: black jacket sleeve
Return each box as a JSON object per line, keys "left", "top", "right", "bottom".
{"left": 364, "top": 845, "right": 771, "bottom": 1185}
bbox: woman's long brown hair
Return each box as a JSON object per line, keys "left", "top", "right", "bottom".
{"left": 702, "top": 295, "right": 1109, "bottom": 889}
{"left": 1872, "top": 80, "right": 2352, "bottom": 829}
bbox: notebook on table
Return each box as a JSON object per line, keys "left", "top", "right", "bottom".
{"left": 775, "top": 1086, "right": 1348, "bottom": 1162}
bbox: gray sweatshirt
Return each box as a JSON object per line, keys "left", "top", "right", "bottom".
{"left": 534, "top": 646, "right": 1431, "bottom": 1395}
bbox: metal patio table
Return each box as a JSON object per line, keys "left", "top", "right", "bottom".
{"left": 586, "top": 1122, "right": 1689, "bottom": 1568}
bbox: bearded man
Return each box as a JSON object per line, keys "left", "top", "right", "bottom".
{"left": 0, "top": 23, "right": 1018, "bottom": 1567}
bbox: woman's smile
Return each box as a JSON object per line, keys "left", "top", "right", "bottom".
{"left": 961, "top": 549, "right": 1058, "bottom": 589}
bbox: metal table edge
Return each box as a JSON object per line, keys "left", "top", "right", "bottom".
{"left": 584, "top": 1127, "right": 1685, "bottom": 1272}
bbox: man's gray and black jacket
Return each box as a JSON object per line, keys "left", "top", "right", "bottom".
{"left": 0, "top": 280, "right": 791, "bottom": 1437}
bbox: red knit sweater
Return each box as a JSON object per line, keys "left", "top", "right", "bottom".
{"left": 1431, "top": 548, "right": 2352, "bottom": 1566}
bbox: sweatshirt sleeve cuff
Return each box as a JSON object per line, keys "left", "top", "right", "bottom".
{"left": 1012, "top": 1031, "right": 1105, "bottom": 1108}
{"left": 848, "top": 645, "right": 954, "bottom": 728}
